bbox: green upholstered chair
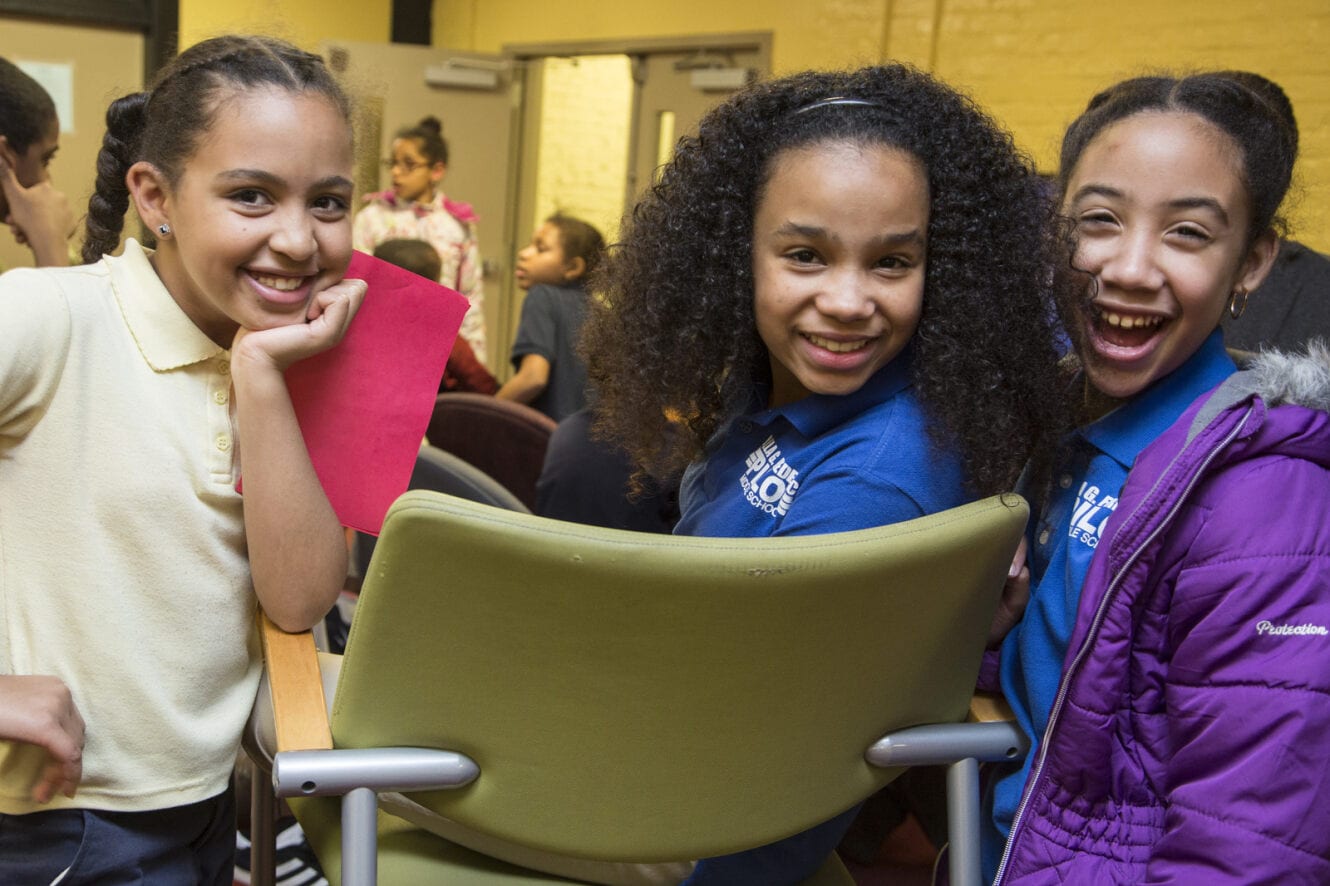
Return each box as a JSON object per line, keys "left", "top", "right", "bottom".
{"left": 248, "top": 490, "right": 1029, "bottom": 886}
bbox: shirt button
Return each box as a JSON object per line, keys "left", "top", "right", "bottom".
{"left": 739, "top": 421, "right": 753, "bottom": 434}
{"left": 1059, "top": 474, "right": 1073, "bottom": 489}
{"left": 1038, "top": 528, "right": 1051, "bottom": 545}
{"left": 216, "top": 434, "right": 232, "bottom": 452}
{"left": 213, "top": 390, "right": 229, "bottom": 405}
{"left": 218, "top": 360, "right": 230, "bottom": 376}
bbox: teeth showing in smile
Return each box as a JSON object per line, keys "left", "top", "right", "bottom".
{"left": 254, "top": 274, "right": 303, "bottom": 292}
{"left": 805, "top": 333, "right": 869, "bottom": 353}
{"left": 1100, "top": 310, "right": 1163, "bottom": 330}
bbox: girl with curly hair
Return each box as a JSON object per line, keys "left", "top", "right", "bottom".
{"left": 582, "top": 64, "right": 1070, "bottom": 883}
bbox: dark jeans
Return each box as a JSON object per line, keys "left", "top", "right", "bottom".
{"left": 0, "top": 788, "right": 234, "bottom": 885}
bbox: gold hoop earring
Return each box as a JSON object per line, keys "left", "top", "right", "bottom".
{"left": 1228, "top": 287, "right": 1249, "bottom": 320}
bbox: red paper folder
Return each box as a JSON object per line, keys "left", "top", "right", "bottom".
{"left": 280, "top": 250, "right": 469, "bottom": 534}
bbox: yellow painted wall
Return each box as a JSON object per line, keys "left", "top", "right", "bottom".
{"left": 436, "top": 0, "right": 1330, "bottom": 250}
{"left": 435, "top": 0, "right": 887, "bottom": 75}
{"left": 179, "top": 0, "right": 391, "bottom": 52}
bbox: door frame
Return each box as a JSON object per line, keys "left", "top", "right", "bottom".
{"left": 0, "top": 0, "right": 177, "bottom": 76}
{"left": 496, "top": 32, "right": 771, "bottom": 358}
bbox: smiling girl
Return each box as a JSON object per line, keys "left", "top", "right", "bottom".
{"left": 581, "top": 64, "right": 1070, "bottom": 883}
{"left": 0, "top": 35, "right": 362, "bottom": 882}
{"left": 986, "top": 73, "right": 1330, "bottom": 883}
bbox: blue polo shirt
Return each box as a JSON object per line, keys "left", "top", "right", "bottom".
{"left": 983, "top": 330, "right": 1236, "bottom": 879}
{"left": 675, "top": 349, "right": 969, "bottom": 540}
{"left": 678, "top": 350, "right": 970, "bottom": 886}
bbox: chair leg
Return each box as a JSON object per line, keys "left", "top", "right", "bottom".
{"left": 250, "top": 761, "right": 277, "bottom": 886}
{"left": 342, "top": 786, "right": 379, "bottom": 886}
{"left": 945, "top": 757, "right": 982, "bottom": 886}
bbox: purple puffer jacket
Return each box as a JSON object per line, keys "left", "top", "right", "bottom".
{"left": 996, "top": 347, "right": 1330, "bottom": 885}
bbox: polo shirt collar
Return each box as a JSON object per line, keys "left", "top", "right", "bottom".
{"left": 1080, "top": 329, "right": 1235, "bottom": 466}
{"left": 750, "top": 345, "right": 915, "bottom": 439}
{"left": 109, "top": 239, "right": 226, "bottom": 371}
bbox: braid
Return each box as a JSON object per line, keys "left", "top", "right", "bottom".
{"left": 82, "top": 93, "right": 147, "bottom": 263}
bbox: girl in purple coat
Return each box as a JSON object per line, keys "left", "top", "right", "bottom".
{"left": 987, "top": 72, "right": 1330, "bottom": 883}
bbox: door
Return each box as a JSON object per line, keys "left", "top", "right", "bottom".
{"left": 626, "top": 43, "right": 768, "bottom": 207}
{"left": 324, "top": 41, "right": 521, "bottom": 371}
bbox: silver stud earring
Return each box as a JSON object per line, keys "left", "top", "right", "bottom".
{"left": 157, "top": 223, "right": 171, "bottom": 236}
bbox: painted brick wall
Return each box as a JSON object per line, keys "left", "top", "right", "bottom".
{"left": 534, "top": 56, "right": 633, "bottom": 242}
{"left": 890, "top": 0, "right": 1330, "bottom": 249}
{"left": 441, "top": 0, "right": 1329, "bottom": 249}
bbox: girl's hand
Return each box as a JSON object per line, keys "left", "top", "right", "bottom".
{"left": 0, "top": 675, "right": 86, "bottom": 802}
{"left": 231, "top": 277, "right": 367, "bottom": 374}
{"left": 0, "top": 158, "right": 75, "bottom": 267}
{"left": 988, "top": 536, "right": 1030, "bottom": 648}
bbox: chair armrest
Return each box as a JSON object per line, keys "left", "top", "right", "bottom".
{"left": 968, "top": 690, "right": 1016, "bottom": 724}
{"left": 865, "top": 721, "right": 1028, "bottom": 768}
{"left": 259, "top": 612, "right": 334, "bottom": 752}
{"left": 272, "top": 747, "right": 479, "bottom": 799}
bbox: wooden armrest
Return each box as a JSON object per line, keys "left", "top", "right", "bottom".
{"left": 968, "top": 690, "right": 1016, "bottom": 724}
{"left": 258, "top": 612, "right": 334, "bottom": 752}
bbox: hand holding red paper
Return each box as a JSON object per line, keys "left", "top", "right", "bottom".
{"left": 275, "top": 251, "right": 469, "bottom": 534}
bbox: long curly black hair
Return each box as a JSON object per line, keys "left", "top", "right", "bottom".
{"left": 583, "top": 64, "right": 1071, "bottom": 496}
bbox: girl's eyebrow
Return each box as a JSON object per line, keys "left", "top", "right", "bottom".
{"left": 773, "top": 221, "right": 924, "bottom": 246}
{"left": 1068, "top": 183, "right": 1123, "bottom": 204}
{"left": 217, "top": 169, "right": 354, "bottom": 191}
{"left": 1167, "top": 196, "right": 1231, "bottom": 225}
{"left": 1069, "top": 183, "right": 1230, "bottom": 225}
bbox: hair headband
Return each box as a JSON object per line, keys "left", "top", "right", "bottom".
{"left": 792, "top": 96, "right": 885, "bottom": 115}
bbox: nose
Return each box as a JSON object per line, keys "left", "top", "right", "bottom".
{"left": 815, "top": 268, "right": 877, "bottom": 323}
{"left": 268, "top": 207, "right": 317, "bottom": 263}
{"left": 1092, "top": 228, "right": 1162, "bottom": 293}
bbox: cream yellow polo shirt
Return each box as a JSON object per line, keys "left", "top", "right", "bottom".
{"left": 0, "top": 240, "right": 260, "bottom": 814}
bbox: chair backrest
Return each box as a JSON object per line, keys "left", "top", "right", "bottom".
{"left": 353, "top": 445, "right": 529, "bottom": 577}
{"left": 425, "top": 393, "right": 557, "bottom": 510}
{"left": 334, "top": 491, "right": 1026, "bottom": 863}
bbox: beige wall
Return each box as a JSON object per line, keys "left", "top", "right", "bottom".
{"left": 436, "top": 0, "right": 1330, "bottom": 251}
{"left": 0, "top": 18, "right": 143, "bottom": 269}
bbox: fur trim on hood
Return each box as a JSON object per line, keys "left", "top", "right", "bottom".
{"left": 1191, "top": 339, "right": 1330, "bottom": 439}
{"left": 1247, "top": 339, "right": 1330, "bottom": 411}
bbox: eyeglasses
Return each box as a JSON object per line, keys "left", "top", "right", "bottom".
{"left": 382, "top": 158, "right": 427, "bottom": 173}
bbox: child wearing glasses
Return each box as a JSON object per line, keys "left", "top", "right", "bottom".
{"left": 353, "top": 115, "right": 488, "bottom": 363}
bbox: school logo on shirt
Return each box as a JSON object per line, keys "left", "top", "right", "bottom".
{"left": 1069, "top": 481, "right": 1117, "bottom": 549}
{"left": 741, "top": 435, "right": 801, "bottom": 518}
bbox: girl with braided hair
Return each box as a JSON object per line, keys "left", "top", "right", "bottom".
{"left": 0, "top": 34, "right": 362, "bottom": 882}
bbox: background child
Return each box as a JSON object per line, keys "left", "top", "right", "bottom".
{"left": 0, "top": 55, "right": 74, "bottom": 267}
{"left": 373, "top": 237, "right": 497, "bottom": 394}
{"left": 0, "top": 35, "right": 362, "bottom": 883}
{"left": 496, "top": 212, "right": 605, "bottom": 421}
{"left": 987, "top": 72, "right": 1330, "bottom": 883}
{"left": 582, "top": 64, "right": 1071, "bottom": 884}
{"left": 353, "top": 115, "right": 487, "bottom": 364}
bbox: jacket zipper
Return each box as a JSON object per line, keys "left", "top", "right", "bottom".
{"left": 993, "top": 406, "right": 1252, "bottom": 883}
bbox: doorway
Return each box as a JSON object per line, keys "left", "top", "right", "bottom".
{"left": 322, "top": 32, "right": 770, "bottom": 377}
{"left": 505, "top": 33, "right": 771, "bottom": 372}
